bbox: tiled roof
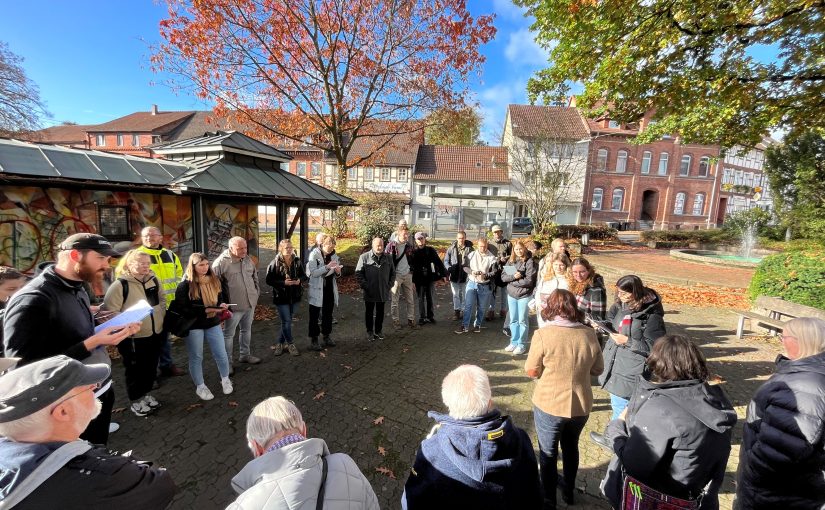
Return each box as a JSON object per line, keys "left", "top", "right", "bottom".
{"left": 586, "top": 119, "right": 640, "bottom": 136}
{"left": 23, "top": 124, "right": 92, "bottom": 144}
{"left": 347, "top": 121, "right": 424, "bottom": 166}
{"left": 90, "top": 110, "right": 195, "bottom": 133}
{"left": 508, "top": 105, "right": 590, "bottom": 140}
{"left": 414, "top": 145, "right": 509, "bottom": 183}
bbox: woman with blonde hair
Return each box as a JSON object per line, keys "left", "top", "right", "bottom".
{"left": 173, "top": 252, "right": 232, "bottom": 401}
{"left": 737, "top": 317, "right": 825, "bottom": 509}
{"left": 103, "top": 249, "right": 166, "bottom": 416}
{"left": 500, "top": 239, "right": 537, "bottom": 355}
{"left": 266, "top": 239, "right": 306, "bottom": 356}
{"left": 533, "top": 252, "right": 570, "bottom": 329}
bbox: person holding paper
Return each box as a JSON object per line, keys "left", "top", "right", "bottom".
{"left": 103, "top": 250, "right": 166, "bottom": 417}
{"left": 3, "top": 233, "right": 140, "bottom": 445}
{"left": 500, "top": 240, "right": 537, "bottom": 355}
{"left": 306, "top": 235, "right": 341, "bottom": 350}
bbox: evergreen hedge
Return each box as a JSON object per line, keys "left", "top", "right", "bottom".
{"left": 748, "top": 249, "right": 825, "bottom": 309}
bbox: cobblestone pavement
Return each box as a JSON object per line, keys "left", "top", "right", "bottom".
{"left": 107, "top": 254, "right": 777, "bottom": 510}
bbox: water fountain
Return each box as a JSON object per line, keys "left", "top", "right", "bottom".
{"left": 669, "top": 215, "right": 770, "bottom": 268}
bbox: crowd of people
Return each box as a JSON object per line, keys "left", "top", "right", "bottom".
{"left": 0, "top": 225, "right": 823, "bottom": 510}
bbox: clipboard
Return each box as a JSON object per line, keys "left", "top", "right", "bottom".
{"left": 586, "top": 315, "right": 615, "bottom": 334}
{"left": 94, "top": 299, "right": 152, "bottom": 333}
{"left": 502, "top": 265, "right": 517, "bottom": 276}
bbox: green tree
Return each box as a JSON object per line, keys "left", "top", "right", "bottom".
{"left": 515, "top": 0, "right": 825, "bottom": 148}
{"left": 0, "top": 41, "right": 50, "bottom": 136}
{"left": 425, "top": 107, "right": 483, "bottom": 146}
{"left": 764, "top": 129, "right": 825, "bottom": 241}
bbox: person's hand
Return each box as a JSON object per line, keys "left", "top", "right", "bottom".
{"left": 326, "top": 261, "right": 337, "bottom": 269}
{"left": 84, "top": 323, "right": 141, "bottom": 350}
{"left": 219, "top": 303, "right": 229, "bottom": 310}
{"left": 513, "top": 271, "right": 523, "bottom": 280}
{"left": 611, "top": 333, "right": 629, "bottom": 345}
{"left": 618, "top": 407, "right": 628, "bottom": 421}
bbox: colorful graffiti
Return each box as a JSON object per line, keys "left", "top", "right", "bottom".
{"left": 203, "top": 202, "right": 259, "bottom": 265}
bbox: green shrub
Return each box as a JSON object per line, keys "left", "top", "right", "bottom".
{"left": 640, "top": 229, "right": 738, "bottom": 246}
{"left": 723, "top": 208, "right": 774, "bottom": 238}
{"left": 748, "top": 249, "right": 825, "bottom": 308}
{"left": 354, "top": 207, "right": 396, "bottom": 246}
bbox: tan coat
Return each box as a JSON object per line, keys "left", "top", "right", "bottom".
{"left": 525, "top": 323, "right": 604, "bottom": 418}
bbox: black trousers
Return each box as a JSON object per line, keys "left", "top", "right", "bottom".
{"left": 80, "top": 385, "right": 115, "bottom": 445}
{"left": 117, "top": 333, "right": 164, "bottom": 401}
{"left": 417, "top": 282, "right": 434, "bottom": 320}
{"left": 365, "top": 301, "right": 385, "bottom": 333}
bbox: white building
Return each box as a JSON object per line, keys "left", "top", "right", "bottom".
{"left": 719, "top": 139, "right": 775, "bottom": 216}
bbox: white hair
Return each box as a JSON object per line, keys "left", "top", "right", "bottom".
{"left": 141, "top": 226, "right": 160, "bottom": 236}
{"left": 785, "top": 317, "right": 825, "bottom": 359}
{"left": 245, "top": 396, "right": 305, "bottom": 447}
{"left": 315, "top": 232, "right": 327, "bottom": 245}
{"left": 229, "top": 236, "right": 246, "bottom": 247}
{"left": 441, "top": 365, "right": 492, "bottom": 420}
{"left": 0, "top": 404, "right": 53, "bottom": 442}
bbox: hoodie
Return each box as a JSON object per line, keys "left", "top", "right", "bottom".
{"left": 402, "top": 409, "right": 542, "bottom": 510}
{"left": 601, "top": 378, "right": 737, "bottom": 510}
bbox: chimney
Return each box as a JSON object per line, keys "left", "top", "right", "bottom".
{"left": 151, "top": 104, "right": 158, "bottom": 115}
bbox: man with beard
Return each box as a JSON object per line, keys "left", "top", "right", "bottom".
{"left": 3, "top": 233, "right": 140, "bottom": 445}
{"left": 0, "top": 355, "right": 176, "bottom": 508}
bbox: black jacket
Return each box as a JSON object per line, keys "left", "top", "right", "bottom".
{"left": 411, "top": 245, "right": 445, "bottom": 287}
{"left": 500, "top": 255, "right": 538, "bottom": 299}
{"left": 602, "top": 378, "right": 737, "bottom": 510}
{"left": 172, "top": 279, "right": 229, "bottom": 331}
{"left": 265, "top": 254, "right": 305, "bottom": 305}
{"left": 488, "top": 237, "right": 512, "bottom": 288}
{"left": 736, "top": 352, "right": 825, "bottom": 510}
{"left": 443, "top": 240, "right": 473, "bottom": 283}
{"left": 3, "top": 266, "right": 107, "bottom": 368}
{"left": 0, "top": 438, "right": 176, "bottom": 509}
{"left": 355, "top": 251, "right": 395, "bottom": 303}
{"left": 598, "top": 289, "right": 667, "bottom": 399}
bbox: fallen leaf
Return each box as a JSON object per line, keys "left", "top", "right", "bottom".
{"left": 111, "top": 407, "right": 126, "bottom": 414}
{"left": 319, "top": 351, "right": 327, "bottom": 358}
{"left": 228, "top": 401, "right": 239, "bottom": 407}
{"left": 373, "top": 416, "right": 384, "bottom": 425}
{"left": 313, "top": 391, "right": 326, "bottom": 401}
{"left": 254, "top": 305, "right": 277, "bottom": 321}
{"left": 342, "top": 364, "right": 353, "bottom": 370}
{"left": 402, "top": 347, "right": 409, "bottom": 353}
{"left": 378, "top": 446, "right": 387, "bottom": 456}
{"left": 186, "top": 403, "right": 203, "bottom": 411}
{"left": 375, "top": 466, "right": 396, "bottom": 479}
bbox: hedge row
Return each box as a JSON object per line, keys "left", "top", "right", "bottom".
{"left": 748, "top": 249, "right": 825, "bottom": 309}
{"left": 640, "top": 229, "right": 738, "bottom": 245}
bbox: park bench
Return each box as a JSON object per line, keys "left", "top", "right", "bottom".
{"left": 735, "top": 296, "right": 825, "bottom": 339}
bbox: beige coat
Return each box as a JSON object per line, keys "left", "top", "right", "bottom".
{"left": 102, "top": 271, "right": 166, "bottom": 338}
{"left": 525, "top": 323, "right": 604, "bottom": 418}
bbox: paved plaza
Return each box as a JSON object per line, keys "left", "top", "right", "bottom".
{"left": 107, "top": 249, "right": 777, "bottom": 509}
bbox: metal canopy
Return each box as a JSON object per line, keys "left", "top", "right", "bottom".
{"left": 153, "top": 131, "right": 292, "bottom": 163}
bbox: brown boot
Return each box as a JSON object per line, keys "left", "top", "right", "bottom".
{"left": 485, "top": 310, "right": 495, "bottom": 322}
{"left": 452, "top": 310, "right": 461, "bottom": 321}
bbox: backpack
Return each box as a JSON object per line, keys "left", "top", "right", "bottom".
{"left": 117, "top": 276, "right": 160, "bottom": 305}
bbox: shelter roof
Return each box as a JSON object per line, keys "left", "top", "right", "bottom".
{"left": 153, "top": 131, "right": 292, "bottom": 163}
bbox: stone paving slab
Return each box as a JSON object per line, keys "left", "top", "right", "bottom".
{"left": 106, "top": 257, "right": 779, "bottom": 510}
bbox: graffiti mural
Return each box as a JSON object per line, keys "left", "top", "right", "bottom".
{"left": 204, "top": 202, "right": 259, "bottom": 264}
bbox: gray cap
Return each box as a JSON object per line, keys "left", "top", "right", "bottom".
{"left": 0, "top": 355, "right": 110, "bottom": 423}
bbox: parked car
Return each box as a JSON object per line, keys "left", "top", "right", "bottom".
{"left": 511, "top": 217, "right": 533, "bottom": 235}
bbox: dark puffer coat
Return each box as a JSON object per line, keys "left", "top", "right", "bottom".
{"left": 500, "top": 254, "right": 538, "bottom": 300}
{"left": 736, "top": 351, "right": 825, "bottom": 510}
{"left": 598, "top": 289, "right": 666, "bottom": 399}
{"left": 601, "top": 378, "right": 737, "bottom": 510}
{"left": 265, "top": 254, "right": 304, "bottom": 305}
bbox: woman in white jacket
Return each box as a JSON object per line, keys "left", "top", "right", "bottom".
{"left": 533, "top": 253, "right": 571, "bottom": 329}
{"left": 306, "top": 235, "right": 341, "bottom": 351}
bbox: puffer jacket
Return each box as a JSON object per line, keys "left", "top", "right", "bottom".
{"left": 306, "top": 248, "right": 340, "bottom": 308}
{"left": 402, "top": 409, "right": 542, "bottom": 510}
{"left": 227, "top": 438, "right": 379, "bottom": 510}
{"left": 102, "top": 271, "right": 166, "bottom": 338}
{"left": 500, "top": 254, "right": 538, "bottom": 299}
{"left": 265, "top": 254, "right": 304, "bottom": 306}
{"left": 598, "top": 289, "right": 667, "bottom": 399}
{"left": 736, "top": 351, "right": 825, "bottom": 510}
{"left": 601, "top": 378, "right": 737, "bottom": 510}
{"left": 443, "top": 240, "right": 473, "bottom": 283}
{"left": 355, "top": 250, "right": 395, "bottom": 303}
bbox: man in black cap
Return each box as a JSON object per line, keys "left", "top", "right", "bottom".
{"left": 3, "top": 233, "right": 140, "bottom": 445}
{"left": 0, "top": 355, "right": 176, "bottom": 508}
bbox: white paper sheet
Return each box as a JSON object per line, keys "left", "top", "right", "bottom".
{"left": 94, "top": 299, "right": 152, "bottom": 334}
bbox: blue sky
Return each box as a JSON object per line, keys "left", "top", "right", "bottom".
{"left": 1, "top": 0, "right": 549, "bottom": 145}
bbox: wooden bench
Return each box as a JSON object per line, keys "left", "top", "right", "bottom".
{"left": 735, "top": 296, "right": 825, "bottom": 339}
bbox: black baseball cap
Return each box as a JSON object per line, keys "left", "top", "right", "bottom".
{"left": 59, "top": 233, "right": 122, "bottom": 257}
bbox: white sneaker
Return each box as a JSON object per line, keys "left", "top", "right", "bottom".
{"left": 221, "top": 377, "right": 233, "bottom": 395}
{"left": 108, "top": 422, "right": 120, "bottom": 434}
{"left": 143, "top": 395, "right": 160, "bottom": 408}
{"left": 196, "top": 384, "right": 214, "bottom": 401}
{"left": 130, "top": 400, "right": 152, "bottom": 417}
{"left": 504, "top": 343, "right": 516, "bottom": 352}
{"left": 512, "top": 344, "right": 528, "bottom": 355}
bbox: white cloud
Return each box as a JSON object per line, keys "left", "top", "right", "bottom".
{"left": 504, "top": 29, "right": 551, "bottom": 68}
{"left": 492, "top": 0, "right": 528, "bottom": 20}
{"left": 474, "top": 79, "right": 531, "bottom": 144}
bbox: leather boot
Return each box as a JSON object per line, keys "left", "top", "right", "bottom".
{"left": 309, "top": 338, "right": 322, "bottom": 351}
{"left": 452, "top": 309, "right": 461, "bottom": 321}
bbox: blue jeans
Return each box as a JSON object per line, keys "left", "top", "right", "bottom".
{"left": 610, "top": 394, "right": 629, "bottom": 419}
{"left": 507, "top": 295, "right": 530, "bottom": 346}
{"left": 462, "top": 281, "right": 492, "bottom": 328}
{"left": 158, "top": 332, "right": 174, "bottom": 370}
{"left": 223, "top": 307, "right": 255, "bottom": 360}
{"left": 276, "top": 303, "right": 295, "bottom": 344}
{"left": 186, "top": 325, "right": 230, "bottom": 386}
{"left": 533, "top": 406, "right": 589, "bottom": 504}
{"left": 450, "top": 281, "right": 466, "bottom": 311}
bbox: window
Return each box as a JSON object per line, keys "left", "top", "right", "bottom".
{"left": 658, "top": 152, "right": 669, "bottom": 175}
{"left": 151, "top": 135, "right": 161, "bottom": 144}
{"left": 608, "top": 120, "right": 620, "bottom": 129}
{"left": 491, "top": 187, "right": 499, "bottom": 196}
{"left": 597, "top": 148, "right": 608, "bottom": 171}
{"left": 346, "top": 166, "right": 356, "bottom": 179}
{"left": 611, "top": 189, "right": 624, "bottom": 211}
{"left": 417, "top": 210, "right": 432, "bottom": 220}
{"left": 98, "top": 206, "right": 130, "bottom": 241}
{"left": 116, "top": 134, "right": 124, "bottom": 147}
{"left": 698, "top": 156, "right": 709, "bottom": 177}
{"left": 365, "top": 167, "right": 374, "bottom": 180}
{"left": 453, "top": 185, "right": 462, "bottom": 195}
{"left": 297, "top": 162, "right": 307, "bottom": 177}
{"left": 380, "top": 168, "right": 390, "bottom": 181}
{"left": 430, "top": 185, "right": 436, "bottom": 194}
{"left": 132, "top": 134, "right": 140, "bottom": 147}
{"left": 680, "top": 155, "right": 691, "bottom": 176}
{"left": 95, "top": 134, "right": 105, "bottom": 146}
{"left": 481, "top": 186, "right": 488, "bottom": 195}
{"left": 745, "top": 172, "right": 754, "bottom": 187}
{"left": 487, "top": 213, "right": 497, "bottom": 222}
{"left": 692, "top": 193, "right": 705, "bottom": 215}
{"left": 674, "top": 192, "right": 686, "bottom": 214}
{"left": 398, "top": 168, "right": 407, "bottom": 181}
{"left": 310, "top": 162, "right": 321, "bottom": 178}
{"left": 418, "top": 184, "right": 428, "bottom": 196}
{"left": 592, "top": 187, "right": 604, "bottom": 210}
{"left": 640, "top": 151, "right": 652, "bottom": 174}
{"left": 616, "top": 150, "right": 628, "bottom": 173}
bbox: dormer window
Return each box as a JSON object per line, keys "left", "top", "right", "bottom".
{"left": 475, "top": 162, "right": 482, "bottom": 168}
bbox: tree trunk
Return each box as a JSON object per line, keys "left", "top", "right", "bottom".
{"left": 332, "top": 162, "right": 349, "bottom": 237}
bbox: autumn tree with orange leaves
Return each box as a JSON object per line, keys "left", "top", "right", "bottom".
{"left": 154, "top": 0, "right": 495, "bottom": 234}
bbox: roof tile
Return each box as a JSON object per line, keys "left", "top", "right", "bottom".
{"left": 414, "top": 145, "right": 509, "bottom": 183}
{"left": 508, "top": 105, "right": 590, "bottom": 140}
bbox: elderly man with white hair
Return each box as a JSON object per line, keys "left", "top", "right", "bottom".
{"left": 227, "top": 396, "right": 379, "bottom": 509}
{"left": 402, "top": 364, "right": 542, "bottom": 510}
{"left": 0, "top": 355, "right": 176, "bottom": 508}
{"left": 213, "top": 236, "right": 261, "bottom": 369}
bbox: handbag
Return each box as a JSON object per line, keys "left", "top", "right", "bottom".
{"left": 163, "top": 305, "right": 197, "bottom": 337}
{"left": 217, "top": 308, "right": 233, "bottom": 322}
{"left": 622, "top": 473, "right": 701, "bottom": 510}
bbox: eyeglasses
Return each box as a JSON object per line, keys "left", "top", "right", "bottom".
{"left": 50, "top": 383, "right": 100, "bottom": 411}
